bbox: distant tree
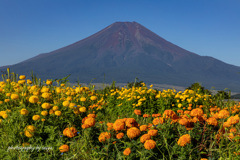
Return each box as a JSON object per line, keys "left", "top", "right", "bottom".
{"left": 214, "top": 90, "right": 230, "bottom": 99}
{"left": 127, "top": 78, "right": 144, "bottom": 88}
{"left": 187, "top": 82, "right": 211, "bottom": 95}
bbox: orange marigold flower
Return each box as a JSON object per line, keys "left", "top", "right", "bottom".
{"left": 63, "top": 127, "right": 78, "bottom": 138}
{"left": 223, "top": 122, "right": 231, "bottom": 128}
{"left": 134, "top": 109, "right": 141, "bottom": 115}
{"left": 140, "top": 125, "right": 148, "bottom": 131}
{"left": 59, "top": 144, "right": 69, "bottom": 153}
{"left": 190, "top": 108, "right": 204, "bottom": 117}
{"left": 123, "top": 148, "right": 131, "bottom": 156}
{"left": 218, "top": 109, "right": 230, "bottom": 119}
{"left": 127, "top": 127, "right": 141, "bottom": 139}
{"left": 227, "top": 115, "right": 239, "bottom": 125}
{"left": 148, "top": 129, "right": 158, "bottom": 136}
{"left": 140, "top": 134, "right": 151, "bottom": 143}
{"left": 177, "top": 110, "right": 184, "bottom": 115}
{"left": 152, "top": 117, "right": 164, "bottom": 125}
{"left": 98, "top": 132, "right": 111, "bottom": 142}
{"left": 113, "top": 119, "right": 125, "bottom": 131}
{"left": 178, "top": 118, "right": 189, "bottom": 126}
{"left": 206, "top": 117, "right": 218, "bottom": 126}
{"left": 143, "top": 114, "right": 151, "bottom": 118}
{"left": 107, "top": 122, "right": 113, "bottom": 130}
{"left": 177, "top": 134, "right": 191, "bottom": 146}
{"left": 163, "top": 110, "right": 177, "bottom": 119}
{"left": 88, "top": 114, "right": 96, "bottom": 118}
{"left": 144, "top": 139, "right": 156, "bottom": 150}
{"left": 229, "top": 127, "right": 237, "bottom": 133}
{"left": 84, "top": 117, "right": 96, "bottom": 128}
{"left": 125, "top": 118, "right": 138, "bottom": 128}
{"left": 116, "top": 132, "right": 124, "bottom": 139}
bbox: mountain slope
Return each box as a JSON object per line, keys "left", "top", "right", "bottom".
{"left": 1, "top": 21, "right": 240, "bottom": 91}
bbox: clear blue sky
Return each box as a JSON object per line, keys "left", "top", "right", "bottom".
{"left": 1, "top": 0, "right": 240, "bottom": 67}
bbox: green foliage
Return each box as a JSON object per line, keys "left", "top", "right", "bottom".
{"left": 187, "top": 82, "right": 212, "bottom": 95}
{"left": 1, "top": 71, "right": 240, "bottom": 159}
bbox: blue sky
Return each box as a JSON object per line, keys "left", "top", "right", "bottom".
{"left": 1, "top": 0, "right": 240, "bottom": 67}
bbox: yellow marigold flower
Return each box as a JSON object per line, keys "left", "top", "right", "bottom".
{"left": 11, "top": 93, "right": 19, "bottom": 100}
{"left": 41, "top": 119, "right": 46, "bottom": 121}
{"left": 4, "top": 99, "right": 10, "bottom": 103}
{"left": 18, "top": 80, "right": 26, "bottom": 84}
{"left": 26, "top": 125, "right": 36, "bottom": 132}
{"left": 190, "top": 108, "right": 204, "bottom": 117}
{"left": 49, "top": 109, "right": 54, "bottom": 115}
{"left": 84, "top": 117, "right": 96, "bottom": 128}
{"left": 24, "top": 130, "right": 34, "bottom": 138}
{"left": 41, "top": 111, "right": 48, "bottom": 116}
{"left": 200, "top": 158, "right": 208, "bottom": 160}
{"left": 52, "top": 106, "right": 59, "bottom": 111}
{"left": 127, "top": 127, "right": 141, "bottom": 139}
{"left": 177, "top": 134, "right": 191, "bottom": 146}
{"left": 116, "top": 132, "right": 124, "bottom": 139}
{"left": 41, "top": 103, "right": 51, "bottom": 109}
{"left": 6, "top": 93, "right": 11, "bottom": 97}
{"left": 63, "top": 127, "right": 78, "bottom": 138}
{"left": 27, "top": 79, "right": 32, "bottom": 84}
{"left": 90, "top": 96, "right": 97, "bottom": 101}
{"left": 98, "top": 132, "right": 111, "bottom": 142}
{"left": 32, "top": 115, "right": 40, "bottom": 121}
{"left": 152, "top": 117, "right": 164, "bottom": 125}
{"left": 19, "top": 75, "right": 26, "bottom": 80}
{"left": 68, "top": 102, "right": 75, "bottom": 109}
{"left": 24, "top": 125, "right": 36, "bottom": 138}
{"left": 20, "top": 108, "right": 29, "bottom": 115}
{"left": 60, "top": 83, "right": 65, "bottom": 87}
{"left": 2, "top": 114, "right": 8, "bottom": 119}
{"left": 140, "top": 125, "right": 148, "bottom": 131}
{"left": 41, "top": 92, "right": 51, "bottom": 99}
{"left": 144, "top": 139, "right": 156, "bottom": 150}
{"left": 29, "top": 95, "right": 39, "bottom": 103}
{"left": 0, "top": 111, "right": 6, "bottom": 117}
{"left": 59, "top": 144, "right": 69, "bottom": 153}
{"left": 140, "top": 134, "right": 151, "bottom": 143}
{"left": 0, "top": 119, "right": 2, "bottom": 123}
{"left": 22, "top": 142, "right": 30, "bottom": 147}
{"left": 206, "top": 117, "right": 218, "bottom": 126}
{"left": 123, "top": 148, "right": 131, "bottom": 156}
{"left": 55, "top": 110, "right": 62, "bottom": 116}
{"left": 148, "top": 129, "right": 158, "bottom": 136}
{"left": 79, "top": 107, "right": 86, "bottom": 112}
{"left": 113, "top": 119, "right": 125, "bottom": 131}
{"left": 80, "top": 97, "right": 86, "bottom": 102}
{"left": 46, "top": 79, "right": 52, "bottom": 85}
{"left": 62, "top": 101, "right": 70, "bottom": 107}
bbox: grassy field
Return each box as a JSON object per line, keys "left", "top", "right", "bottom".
{"left": 1, "top": 71, "right": 240, "bottom": 159}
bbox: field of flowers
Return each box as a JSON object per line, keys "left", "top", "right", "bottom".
{"left": 0, "top": 70, "right": 240, "bottom": 160}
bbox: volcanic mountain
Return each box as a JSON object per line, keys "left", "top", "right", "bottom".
{"left": 1, "top": 21, "right": 240, "bottom": 91}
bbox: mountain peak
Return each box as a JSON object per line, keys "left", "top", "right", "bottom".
{"left": 1, "top": 22, "right": 240, "bottom": 91}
